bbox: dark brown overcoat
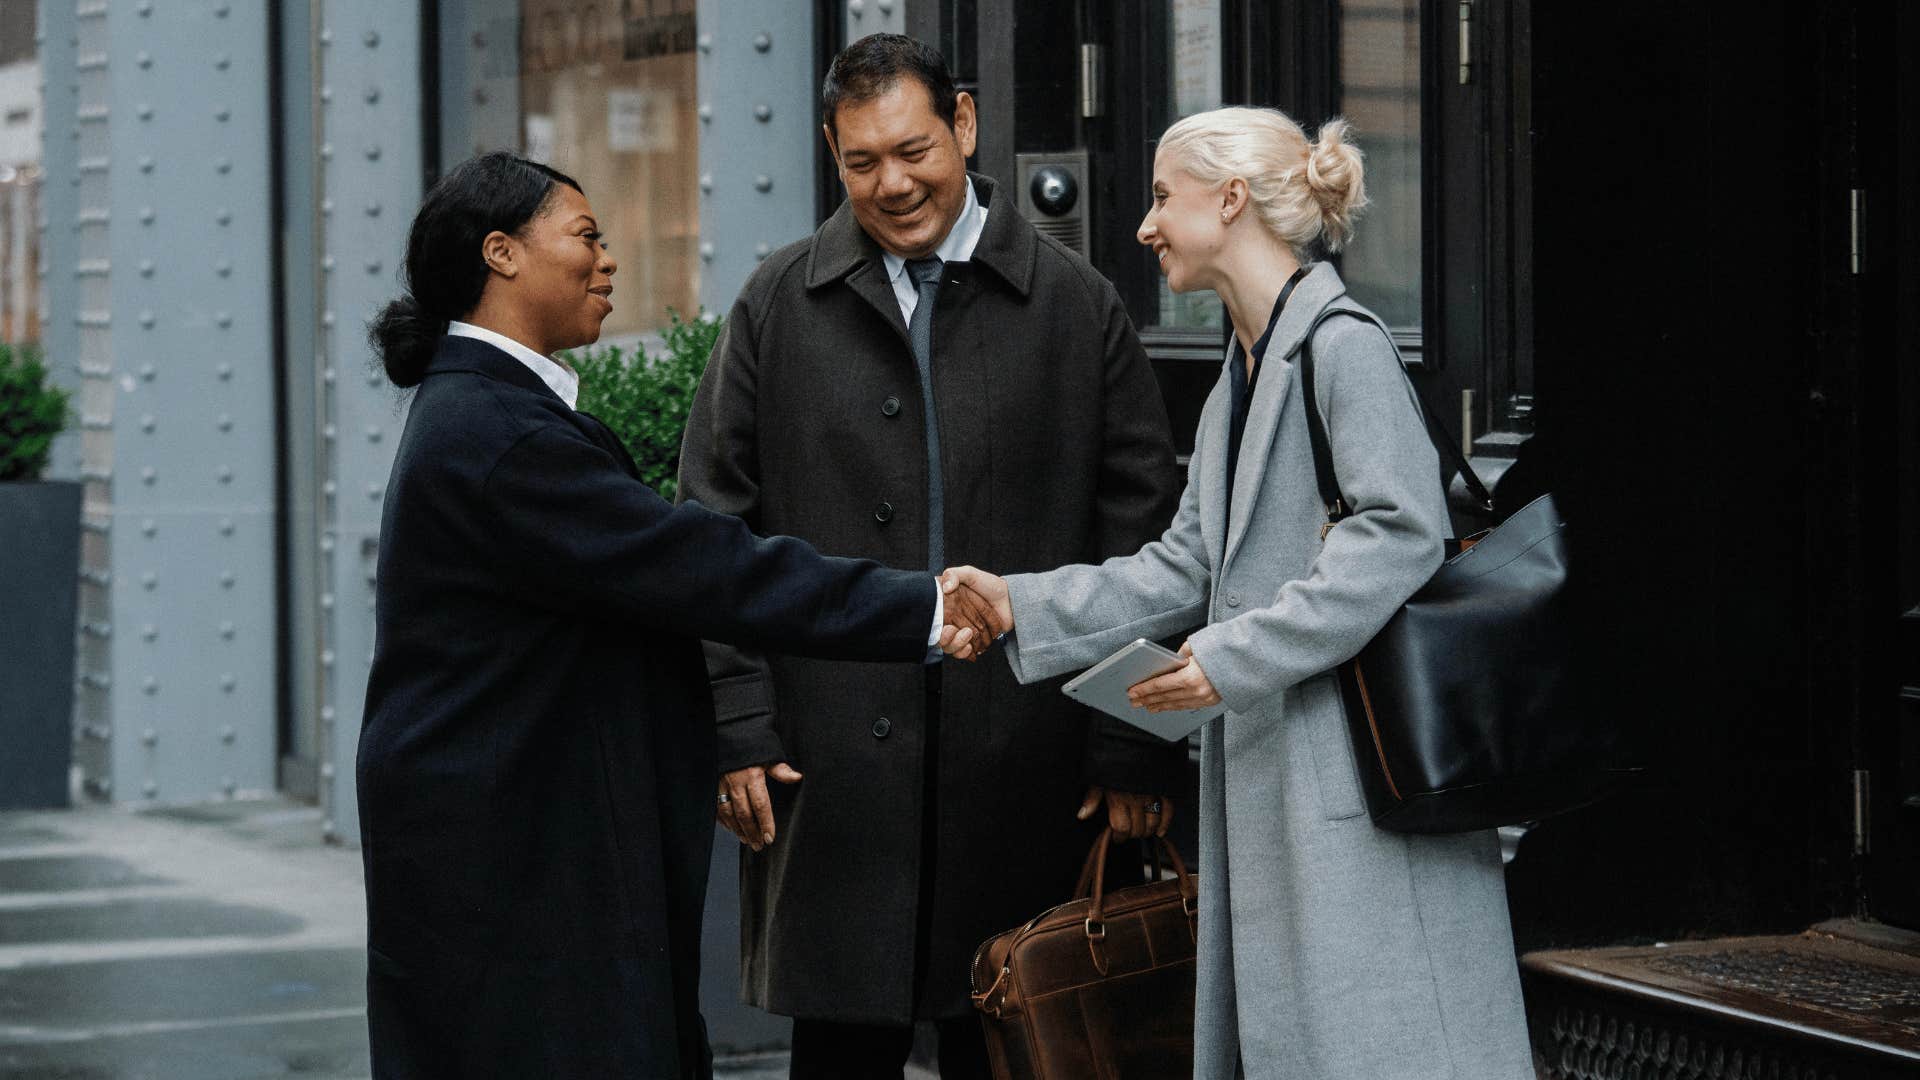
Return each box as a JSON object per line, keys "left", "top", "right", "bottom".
{"left": 677, "top": 174, "right": 1184, "bottom": 1022}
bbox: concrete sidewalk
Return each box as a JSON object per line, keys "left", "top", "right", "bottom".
{"left": 0, "top": 798, "right": 927, "bottom": 1079}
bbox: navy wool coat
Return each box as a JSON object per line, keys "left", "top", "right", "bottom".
{"left": 358, "top": 335, "right": 936, "bottom": 1078}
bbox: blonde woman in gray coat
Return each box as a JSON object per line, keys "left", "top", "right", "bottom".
{"left": 942, "top": 107, "right": 1535, "bottom": 1079}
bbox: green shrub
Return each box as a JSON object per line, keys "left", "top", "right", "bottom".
{"left": 564, "top": 310, "right": 722, "bottom": 503}
{"left": 0, "top": 343, "right": 70, "bottom": 483}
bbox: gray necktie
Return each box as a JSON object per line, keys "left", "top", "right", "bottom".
{"left": 905, "top": 256, "right": 945, "bottom": 576}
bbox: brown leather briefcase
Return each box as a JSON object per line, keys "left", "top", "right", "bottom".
{"left": 970, "top": 830, "right": 1198, "bottom": 1079}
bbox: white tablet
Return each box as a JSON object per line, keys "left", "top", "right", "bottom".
{"left": 1061, "top": 638, "right": 1224, "bottom": 741}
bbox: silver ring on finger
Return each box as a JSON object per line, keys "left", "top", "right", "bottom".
{"left": 1145, "top": 800, "right": 1163, "bottom": 815}
{"left": 717, "top": 792, "right": 732, "bottom": 805}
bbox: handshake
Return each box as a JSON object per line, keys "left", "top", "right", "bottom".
{"left": 934, "top": 567, "right": 1011, "bottom": 662}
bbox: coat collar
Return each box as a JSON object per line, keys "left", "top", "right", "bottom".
{"left": 424, "top": 333, "right": 565, "bottom": 405}
{"left": 804, "top": 172, "right": 1036, "bottom": 297}
{"left": 1220, "top": 261, "right": 1349, "bottom": 569}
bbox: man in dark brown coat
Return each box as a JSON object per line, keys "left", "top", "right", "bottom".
{"left": 677, "top": 34, "right": 1182, "bottom": 1079}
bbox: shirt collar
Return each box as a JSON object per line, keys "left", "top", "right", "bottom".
{"left": 881, "top": 177, "right": 988, "bottom": 285}
{"left": 446, "top": 321, "right": 580, "bottom": 409}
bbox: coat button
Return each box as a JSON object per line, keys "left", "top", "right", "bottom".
{"left": 871, "top": 717, "right": 892, "bottom": 738}
{"left": 881, "top": 396, "right": 901, "bottom": 417}
{"left": 1225, "top": 592, "right": 1241, "bottom": 608}
{"left": 874, "top": 501, "right": 894, "bottom": 524}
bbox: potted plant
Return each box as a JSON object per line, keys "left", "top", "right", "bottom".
{"left": 566, "top": 309, "right": 723, "bottom": 501}
{"left": 0, "top": 342, "right": 79, "bottom": 809}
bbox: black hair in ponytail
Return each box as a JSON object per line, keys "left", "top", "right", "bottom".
{"left": 368, "top": 152, "right": 583, "bottom": 387}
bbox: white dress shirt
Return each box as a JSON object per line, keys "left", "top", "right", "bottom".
{"left": 444, "top": 322, "right": 946, "bottom": 644}
{"left": 880, "top": 177, "right": 989, "bottom": 325}
{"left": 447, "top": 321, "right": 580, "bottom": 409}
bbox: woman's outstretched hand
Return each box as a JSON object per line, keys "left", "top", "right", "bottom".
{"left": 939, "top": 567, "right": 1014, "bottom": 660}
{"left": 1127, "top": 640, "right": 1222, "bottom": 713}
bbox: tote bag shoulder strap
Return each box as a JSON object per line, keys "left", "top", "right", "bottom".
{"left": 1293, "top": 301, "right": 1494, "bottom": 523}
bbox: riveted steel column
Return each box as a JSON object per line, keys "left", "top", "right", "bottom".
{"left": 37, "top": 3, "right": 81, "bottom": 481}
{"left": 434, "top": 0, "right": 518, "bottom": 165}
{"left": 312, "top": 0, "right": 421, "bottom": 845}
{"left": 92, "top": 0, "right": 279, "bottom": 804}
{"left": 695, "top": 0, "right": 818, "bottom": 315}
{"left": 844, "top": 0, "right": 906, "bottom": 43}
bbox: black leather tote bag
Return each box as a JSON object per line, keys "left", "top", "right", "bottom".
{"left": 1296, "top": 303, "right": 1638, "bottom": 833}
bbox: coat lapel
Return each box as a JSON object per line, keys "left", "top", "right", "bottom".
{"left": 1221, "top": 263, "right": 1348, "bottom": 571}
{"left": 1195, "top": 372, "right": 1234, "bottom": 570}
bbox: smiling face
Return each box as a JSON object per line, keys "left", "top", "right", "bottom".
{"left": 825, "top": 79, "right": 978, "bottom": 259}
{"left": 486, "top": 183, "right": 618, "bottom": 355}
{"left": 1137, "top": 148, "right": 1229, "bottom": 294}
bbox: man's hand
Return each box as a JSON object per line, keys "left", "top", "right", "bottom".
{"left": 940, "top": 566, "right": 1013, "bottom": 639}
{"left": 717, "top": 762, "right": 802, "bottom": 851}
{"left": 1078, "top": 785, "right": 1175, "bottom": 839}
{"left": 1126, "top": 640, "right": 1221, "bottom": 713}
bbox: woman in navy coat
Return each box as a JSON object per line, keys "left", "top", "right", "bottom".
{"left": 358, "top": 153, "right": 981, "bottom": 1079}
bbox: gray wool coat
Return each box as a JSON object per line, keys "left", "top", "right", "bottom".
{"left": 1002, "top": 263, "right": 1535, "bottom": 1080}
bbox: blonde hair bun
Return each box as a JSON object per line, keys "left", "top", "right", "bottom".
{"left": 1304, "top": 118, "right": 1368, "bottom": 252}
{"left": 1157, "top": 106, "right": 1370, "bottom": 256}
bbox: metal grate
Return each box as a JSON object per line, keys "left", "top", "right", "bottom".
{"left": 1644, "top": 949, "right": 1920, "bottom": 1031}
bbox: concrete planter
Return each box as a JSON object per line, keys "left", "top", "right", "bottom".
{"left": 0, "top": 481, "right": 82, "bottom": 809}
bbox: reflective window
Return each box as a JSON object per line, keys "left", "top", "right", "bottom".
{"left": 1337, "top": 0, "right": 1422, "bottom": 329}
{"left": 442, "top": 1, "right": 700, "bottom": 339}
{"left": 1149, "top": 0, "right": 1226, "bottom": 330}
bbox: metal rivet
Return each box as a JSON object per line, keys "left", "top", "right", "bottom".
{"left": 471, "top": 30, "right": 487, "bottom": 48}
{"left": 366, "top": 425, "right": 382, "bottom": 442}
{"left": 141, "top": 466, "right": 156, "bottom": 485}
{"left": 878, "top": 0, "right": 895, "bottom": 12}
{"left": 366, "top": 259, "right": 382, "bottom": 274}
{"left": 137, "top": 51, "right": 152, "bottom": 68}
{"left": 321, "top": 705, "right": 336, "bottom": 722}
{"left": 215, "top": 53, "right": 231, "bottom": 71}
{"left": 364, "top": 29, "right": 380, "bottom": 47}
{"left": 216, "top": 208, "right": 232, "bottom": 225}
{"left": 143, "top": 675, "right": 158, "bottom": 693}
{"left": 215, "top": 312, "right": 232, "bottom": 328}
{"left": 319, "top": 84, "right": 333, "bottom": 104}
{"left": 368, "top": 483, "right": 384, "bottom": 500}
{"left": 217, "top": 465, "right": 233, "bottom": 483}
{"left": 697, "top": 33, "right": 712, "bottom": 53}
{"left": 698, "top": 104, "right": 712, "bottom": 123}
{"left": 365, "top": 85, "right": 381, "bottom": 104}
{"left": 754, "top": 103, "right": 772, "bottom": 122}
{"left": 322, "top": 649, "right": 336, "bottom": 668}
{"left": 215, "top": 157, "right": 232, "bottom": 174}
{"left": 218, "top": 413, "right": 234, "bottom": 431}
{"left": 322, "top": 480, "right": 337, "bottom": 497}
{"left": 223, "top": 778, "right": 236, "bottom": 796}
{"left": 139, "top": 310, "right": 156, "bottom": 328}
{"left": 143, "top": 780, "right": 158, "bottom": 797}
{"left": 699, "top": 242, "right": 714, "bottom": 262}
{"left": 320, "top": 763, "right": 336, "bottom": 780}
{"left": 140, "top": 414, "right": 155, "bottom": 432}
{"left": 365, "top": 201, "right": 381, "bottom": 217}
{"left": 319, "top": 142, "right": 332, "bottom": 160}
{"left": 214, "top": 3, "right": 230, "bottom": 17}
{"left": 140, "top": 518, "right": 157, "bottom": 535}
{"left": 699, "top": 173, "right": 714, "bottom": 193}
{"left": 139, "top": 362, "right": 156, "bottom": 381}
{"left": 216, "top": 259, "right": 232, "bottom": 277}
{"left": 849, "top": 0, "right": 865, "bottom": 15}
{"left": 754, "top": 174, "right": 773, "bottom": 193}
{"left": 138, "top": 206, "right": 155, "bottom": 224}
{"left": 319, "top": 27, "right": 333, "bottom": 45}
{"left": 323, "top": 423, "right": 337, "bottom": 441}
{"left": 320, "top": 592, "right": 334, "bottom": 610}
{"left": 141, "top": 625, "right": 158, "bottom": 642}
{"left": 322, "top": 310, "right": 336, "bottom": 327}
{"left": 142, "top": 728, "right": 158, "bottom": 746}
{"left": 214, "top": 107, "right": 230, "bottom": 122}
{"left": 217, "top": 362, "right": 233, "bottom": 380}
{"left": 220, "top": 678, "right": 236, "bottom": 697}
{"left": 322, "top": 367, "right": 336, "bottom": 384}
{"left": 137, "top": 1, "right": 152, "bottom": 16}
{"left": 473, "top": 88, "right": 489, "bottom": 106}
{"left": 753, "top": 32, "right": 773, "bottom": 52}
{"left": 141, "top": 570, "right": 157, "bottom": 589}
{"left": 219, "top": 621, "right": 236, "bottom": 639}
{"left": 139, "top": 258, "right": 155, "bottom": 276}
{"left": 219, "top": 517, "right": 235, "bottom": 536}
{"left": 136, "top": 103, "right": 153, "bottom": 120}
{"left": 755, "top": 242, "right": 772, "bottom": 259}
{"left": 365, "top": 144, "right": 381, "bottom": 161}
{"left": 220, "top": 571, "right": 236, "bottom": 588}
{"left": 320, "top": 198, "right": 334, "bottom": 215}
{"left": 138, "top": 155, "right": 154, "bottom": 173}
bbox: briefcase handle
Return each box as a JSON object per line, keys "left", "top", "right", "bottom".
{"left": 1076, "top": 830, "right": 1198, "bottom": 975}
